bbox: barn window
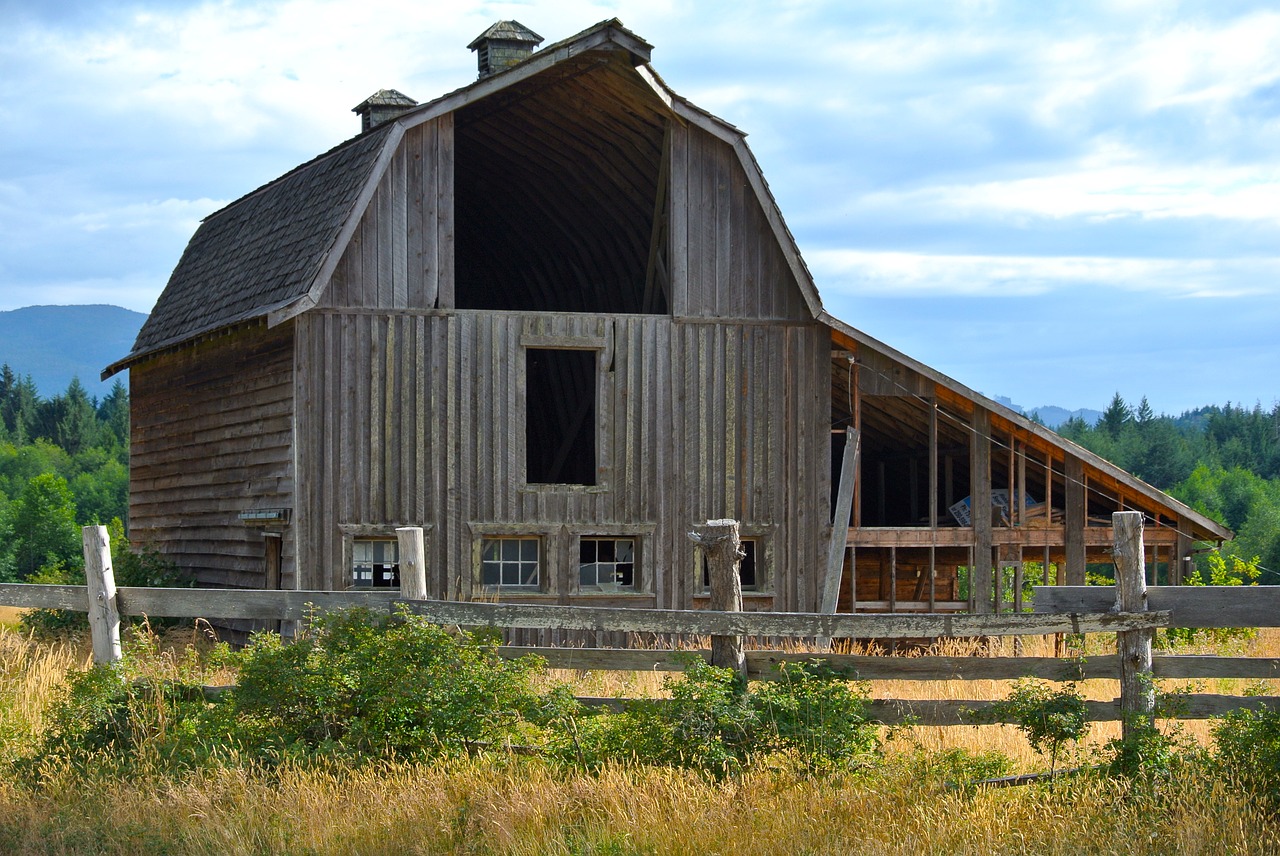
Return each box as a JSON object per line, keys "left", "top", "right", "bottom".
{"left": 481, "top": 536, "right": 540, "bottom": 588}
{"left": 526, "top": 348, "right": 597, "bottom": 485}
{"left": 699, "top": 539, "right": 759, "bottom": 592}
{"left": 579, "top": 537, "right": 636, "bottom": 591}
{"left": 352, "top": 540, "right": 400, "bottom": 587}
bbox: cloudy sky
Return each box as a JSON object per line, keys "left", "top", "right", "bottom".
{"left": 2, "top": 0, "right": 1278, "bottom": 416}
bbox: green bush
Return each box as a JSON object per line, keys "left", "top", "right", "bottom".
{"left": 985, "top": 678, "right": 1090, "bottom": 775}
{"left": 565, "top": 658, "right": 877, "bottom": 778}
{"left": 222, "top": 607, "right": 551, "bottom": 762}
{"left": 1213, "top": 706, "right": 1280, "bottom": 809}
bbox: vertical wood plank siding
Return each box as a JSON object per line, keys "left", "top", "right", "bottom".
{"left": 320, "top": 119, "right": 453, "bottom": 311}
{"left": 669, "top": 124, "right": 809, "bottom": 321}
{"left": 294, "top": 312, "right": 828, "bottom": 610}
{"left": 294, "top": 120, "right": 830, "bottom": 606}
{"left": 130, "top": 323, "right": 295, "bottom": 588}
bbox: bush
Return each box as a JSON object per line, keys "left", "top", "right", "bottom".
{"left": 1213, "top": 706, "right": 1280, "bottom": 809}
{"left": 565, "top": 658, "right": 877, "bottom": 778}
{"left": 222, "top": 607, "right": 551, "bottom": 762}
{"left": 985, "top": 678, "right": 1090, "bottom": 775}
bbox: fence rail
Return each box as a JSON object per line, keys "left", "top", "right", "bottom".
{"left": 1, "top": 518, "right": 1278, "bottom": 728}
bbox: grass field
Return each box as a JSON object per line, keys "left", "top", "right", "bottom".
{"left": 0, "top": 623, "right": 1277, "bottom": 855}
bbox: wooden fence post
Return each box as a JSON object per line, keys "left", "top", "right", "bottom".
{"left": 396, "top": 527, "right": 428, "bottom": 602}
{"left": 1113, "top": 511, "right": 1154, "bottom": 737}
{"left": 689, "top": 519, "right": 746, "bottom": 678}
{"left": 83, "top": 525, "right": 121, "bottom": 665}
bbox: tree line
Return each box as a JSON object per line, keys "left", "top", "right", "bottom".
{"left": 0, "top": 365, "right": 129, "bottom": 582}
{"left": 1052, "top": 393, "right": 1280, "bottom": 583}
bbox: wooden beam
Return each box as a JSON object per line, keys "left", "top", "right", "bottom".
{"left": 1065, "top": 456, "right": 1086, "bottom": 585}
{"left": 394, "top": 598, "right": 1167, "bottom": 638}
{"left": 821, "top": 428, "right": 859, "bottom": 614}
{"left": 971, "top": 408, "right": 994, "bottom": 613}
{"left": 1034, "top": 585, "right": 1280, "bottom": 629}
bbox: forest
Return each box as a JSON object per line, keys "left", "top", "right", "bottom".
{"left": 0, "top": 363, "right": 1276, "bottom": 585}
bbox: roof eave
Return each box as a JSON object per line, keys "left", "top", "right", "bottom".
{"left": 820, "top": 311, "right": 1232, "bottom": 543}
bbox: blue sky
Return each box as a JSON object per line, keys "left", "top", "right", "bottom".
{"left": 2, "top": 0, "right": 1279, "bottom": 415}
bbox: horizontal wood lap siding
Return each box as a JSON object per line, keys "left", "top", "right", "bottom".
{"left": 130, "top": 324, "right": 295, "bottom": 589}
{"left": 675, "top": 125, "right": 808, "bottom": 321}
{"left": 296, "top": 310, "right": 828, "bottom": 611}
{"left": 319, "top": 117, "right": 453, "bottom": 311}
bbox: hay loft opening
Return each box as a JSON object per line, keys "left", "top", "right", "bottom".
{"left": 453, "top": 51, "right": 669, "bottom": 314}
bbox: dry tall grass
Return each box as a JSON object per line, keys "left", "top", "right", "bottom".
{"left": 1, "top": 624, "right": 1278, "bottom": 854}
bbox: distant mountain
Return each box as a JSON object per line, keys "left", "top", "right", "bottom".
{"left": 0, "top": 305, "right": 146, "bottom": 399}
{"left": 992, "top": 396, "right": 1102, "bottom": 429}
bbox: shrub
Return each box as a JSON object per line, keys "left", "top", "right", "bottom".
{"left": 985, "top": 678, "right": 1090, "bottom": 776}
{"left": 222, "top": 607, "right": 551, "bottom": 762}
{"left": 1213, "top": 706, "right": 1280, "bottom": 809}
{"left": 565, "top": 658, "right": 877, "bottom": 778}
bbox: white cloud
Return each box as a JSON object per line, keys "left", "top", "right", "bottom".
{"left": 810, "top": 250, "right": 1280, "bottom": 299}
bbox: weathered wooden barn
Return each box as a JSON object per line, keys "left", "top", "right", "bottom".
{"left": 104, "top": 19, "right": 1229, "bottom": 620}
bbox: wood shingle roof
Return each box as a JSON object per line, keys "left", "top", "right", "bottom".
{"left": 104, "top": 124, "right": 393, "bottom": 376}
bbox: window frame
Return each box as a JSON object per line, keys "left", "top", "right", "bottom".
{"left": 469, "top": 523, "right": 561, "bottom": 597}
{"left": 569, "top": 525, "right": 654, "bottom": 596}
{"left": 337, "top": 523, "right": 432, "bottom": 591}
{"left": 693, "top": 525, "right": 776, "bottom": 596}
{"left": 518, "top": 330, "right": 612, "bottom": 494}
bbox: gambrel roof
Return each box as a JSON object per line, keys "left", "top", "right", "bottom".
{"left": 105, "top": 18, "right": 819, "bottom": 376}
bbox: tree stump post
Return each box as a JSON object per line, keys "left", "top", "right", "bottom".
{"left": 83, "top": 525, "right": 121, "bottom": 665}
{"left": 1113, "top": 511, "right": 1154, "bottom": 738}
{"left": 689, "top": 519, "right": 746, "bottom": 678}
{"left": 395, "top": 527, "right": 428, "bottom": 602}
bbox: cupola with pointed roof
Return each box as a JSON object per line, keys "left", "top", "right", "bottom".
{"left": 352, "top": 89, "right": 418, "bottom": 133}
{"left": 467, "top": 20, "right": 543, "bottom": 79}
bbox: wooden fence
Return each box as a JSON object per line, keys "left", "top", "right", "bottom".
{"left": 1, "top": 515, "right": 1278, "bottom": 729}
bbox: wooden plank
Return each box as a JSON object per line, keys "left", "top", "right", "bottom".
{"left": 1152, "top": 655, "right": 1280, "bottom": 680}
{"left": 0, "top": 583, "right": 88, "bottom": 610}
{"left": 578, "top": 695, "right": 1276, "bottom": 725}
{"left": 1033, "top": 585, "right": 1280, "bottom": 628}
{"left": 669, "top": 122, "right": 689, "bottom": 317}
{"left": 971, "top": 407, "right": 993, "bottom": 613}
{"left": 1065, "top": 456, "right": 1086, "bottom": 585}
{"left": 116, "top": 588, "right": 401, "bottom": 620}
{"left": 503, "top": 647, "right": 1125, "bottom": 681}
{"left": 394, "top": 598, "right": 1167, "bottom": 638}
{"left": 820, "top": 429, "right": 858, "bottom": 614}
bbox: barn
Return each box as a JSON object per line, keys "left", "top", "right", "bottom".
{"left": 103, "top": 19, "right": 1229, "bottom": 622}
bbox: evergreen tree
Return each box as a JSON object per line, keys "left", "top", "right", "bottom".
{"left": 97, "top": 380, "right": 129, "bottom": 452}
{"left": 1100, "top": 392, "right": 1132, "bottom": 438}
{"left": 0, "top": 367, "right": 39, "bottom": 444}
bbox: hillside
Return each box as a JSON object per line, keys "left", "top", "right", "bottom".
{"left": 0, "top": 305, "right": 145, "bottom": 399}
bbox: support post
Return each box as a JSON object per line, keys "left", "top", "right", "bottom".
{"left": 1114, "top": 511, "right": 1154, "bottom": 737}
{"left": 820, "top": 428, "right": 858, "bottom": 614}
{"left": 690, "top": 519, "right": 746, "bottom": 677}
{"left": 83, "top": 525, "right": 121, "bottom": 665}
{"left": 396, "top": 527, "right": 428, "bottom": 602}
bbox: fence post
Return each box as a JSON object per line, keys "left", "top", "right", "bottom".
{"left": 689, "top": 519, "right": 746, "bottom": 678}
{"left": 1113, "top": 511, "right": 1154, "bottom": 738}
{"left": 83, "top": 525, "right": 121, "bottom": 665}
{"left": 396, "top": 527, "right": 428, "bottom": 602}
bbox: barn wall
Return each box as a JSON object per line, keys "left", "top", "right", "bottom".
{"left": 293, "top": 310, "right": 829, "bottom": 611}
{"left": 669, "top": 123, "right": 811, "bottom": 322}
{"left": 319, "top": 116, "right": 455, "bottom": 312}
{"left": 129, "top": 322, "right": 295, "bottom": 588}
